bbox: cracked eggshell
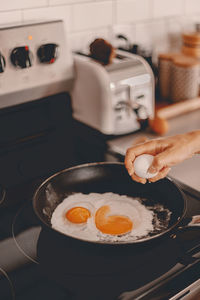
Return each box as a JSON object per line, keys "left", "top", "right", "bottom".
{"left": 133, "top": 154, "right": 158, "bottom": 179}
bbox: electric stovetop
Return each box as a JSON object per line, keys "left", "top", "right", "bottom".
{"left": 0, "top": 177, "right": 200, "bottom": 300}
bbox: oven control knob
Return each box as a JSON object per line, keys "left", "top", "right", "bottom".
{"left": 37, "top": 43, "right": 58, "bottom": 64}
{"left": 10, "top": 46, "right": 32, "bottom": 69}
{"left": 0, "top": 53, "right": 6, "bottom": 73}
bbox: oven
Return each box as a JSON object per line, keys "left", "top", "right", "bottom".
{"left": 0, "top": 92, "right": 77, "bottom": 208}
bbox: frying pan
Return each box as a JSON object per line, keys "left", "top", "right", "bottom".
{"left": 33, "top": 162, "right": 200, "bottom": 300}
{"left": 32, "top": 162, "right": 193, "bottom": 248}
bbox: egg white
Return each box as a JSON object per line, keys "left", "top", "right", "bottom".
{"left": 51, "top": 192, "right": 154, "bottom": 242}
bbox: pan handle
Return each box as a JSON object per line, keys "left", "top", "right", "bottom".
{"left": 187, "top": 215, "right": 200, "bottom": 227}
{"left": 178, "top": 215, "right": 200, "bottom": 229}
{"left": 0, "top": 185, "right": 6, "bottom": 205}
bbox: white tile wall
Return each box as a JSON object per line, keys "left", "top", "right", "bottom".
{"left": 185, "top": 0, "right": 200, "bottom": 14}
{"left": 153, "top": 0, "right": 184, "bottom": 18}
{"left": 22, "top": 5, "right": 72, "bottom": 32}
{"left": 70, "top": 27, "right": 111, "bottom": 52}
{"left": 165, "top": 18, "right": 183, "bottom": 51}
{"left": 0, "top": 0, "right": 48, "bottom": 11}
{"left": 49, "top": 0, "right": 86, "bottom": 5}
{"left": 116, "top": 0, "right": 151, "bottom": 24}
{"left": 112, "top": 24, "right": 135, "bottom": 48}
{"left": 72, "top": 2, "right": 113, "bottom": 32}
{"left": 0, "top": 10, "right": 22, "bottom": 25}
{"left": 135, "top": 22, "right": 153, "bottom": 48}
{"left": 0, "top": 0, "right": 200, "bottom": 57}
{"left": 151, "top": 20, "right": 169, "bottom": 61}
{"left": 179, "top": 15, "right": 198, "bottom": 32}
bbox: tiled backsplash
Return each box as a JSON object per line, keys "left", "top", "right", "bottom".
{"left": 0, "top": 0, "right": 200, "bottom": 60}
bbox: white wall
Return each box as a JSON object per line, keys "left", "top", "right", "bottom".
{"left": 0, "top": 0, "right": 200, "bottom": 59}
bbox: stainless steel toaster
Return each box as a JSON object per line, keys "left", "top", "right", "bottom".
{"left": 71, "top": 50, "right": 155, "bottom": 135}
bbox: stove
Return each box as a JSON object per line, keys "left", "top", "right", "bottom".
{"left": 0, "top": 20, "right": 77, "bottom": 203}
{"left": 0, "top": 178, "right": 199, "bottom": 300}
{"left": 0, "top": 19, "right": 200, "bottom": 300}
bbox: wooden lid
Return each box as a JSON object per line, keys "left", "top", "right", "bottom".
{"left": 183, "top": 33, "right": 200, "bottom": 45}
{"left": 172, "top": 54, "right": 199, "bottom": 67}
{"left": 158, "top": 53, "right": 180, "bottom": 61}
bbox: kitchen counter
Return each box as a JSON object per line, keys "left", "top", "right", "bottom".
{"left": 107, "top": 109, "right": 200, "bottom": 191}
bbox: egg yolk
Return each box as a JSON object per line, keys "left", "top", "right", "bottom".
{"left": 95, "top": 205, "right": 133, "bottom": 235}
{"left": 65, "top": 207, "right": 91, "bottom": 224}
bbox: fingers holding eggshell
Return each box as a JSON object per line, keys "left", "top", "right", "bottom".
{"left": 124, "top": 148, "right": 136, "bottom": 176}
{"left": 148, "top": 148, "right": 177, "bottom": 174}
{"left": 148, "top": 167, "right": 171, "bottom": 183}
{"left": 148, "top": 154, "right": 164, "bottom": 174}
{"left": 131, "top": 172, "right": 147, "bottom": 184}
{"left": 125, "top": 141, "right": 157, "bottom": 176}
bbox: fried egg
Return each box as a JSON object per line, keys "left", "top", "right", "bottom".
{"left": 51, "top": 193, "right": 97, "bottom": 240}
{"left": 51, "top": 192, "right": 154, "bottom": 243}
{"left": 95, "top": 205, "right": 133, "bottom": 235}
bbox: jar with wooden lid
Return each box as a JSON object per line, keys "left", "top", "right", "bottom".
{"left": 158, "top": 53, "right": 180, "bottom": 100}
{"left": 182, "top": 33, "right": 200, "bottom": 58}
{"left": 171, "top": 55, "right": 199, "bottom": 102}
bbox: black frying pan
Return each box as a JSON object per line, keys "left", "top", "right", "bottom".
{"left": 33, "top": 162, "right": 188, "bottom": 247}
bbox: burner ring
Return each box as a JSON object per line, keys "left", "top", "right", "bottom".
{"left": 12, "top": 202, "right": 40, "bottom": 264}
{"left": 0, "top": 266, "right": 15, "bottom": 300}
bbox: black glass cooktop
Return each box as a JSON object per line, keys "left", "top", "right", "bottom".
{"left": 0, "top": 178, "right": 200, "bottom": 300}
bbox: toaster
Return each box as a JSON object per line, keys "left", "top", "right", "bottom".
{"left": 71, "top": 50, "right": 155, "bottom": 135}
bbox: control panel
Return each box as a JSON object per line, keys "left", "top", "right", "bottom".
{"left": 0, "top": 20, "right": 74, "bottom": 108}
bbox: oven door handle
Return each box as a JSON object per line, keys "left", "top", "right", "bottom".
{"left": 169, "top": 278, "right": 200, "bottom": 300}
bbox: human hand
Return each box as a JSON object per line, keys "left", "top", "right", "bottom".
{"left": 125, "top": 131, "right": 200, "bottom": 184}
